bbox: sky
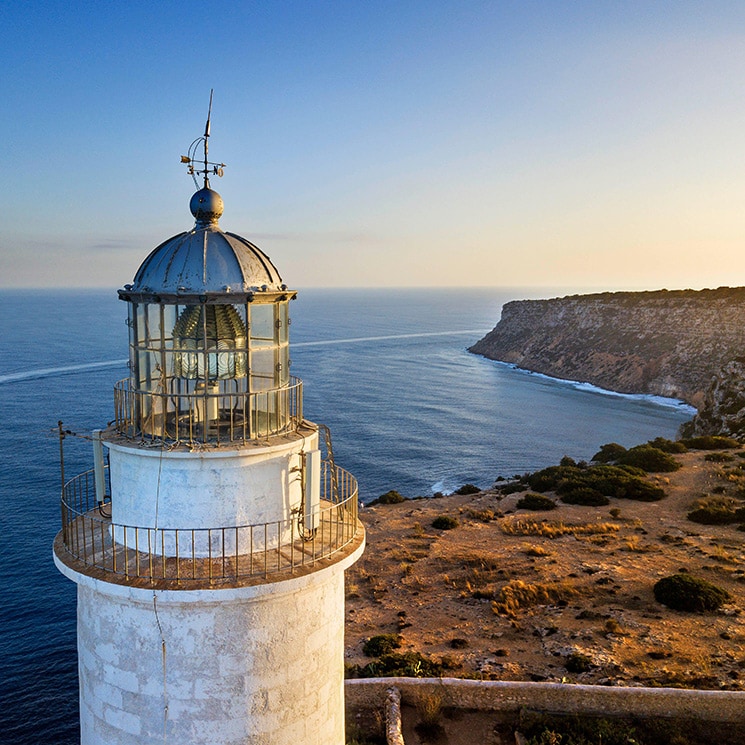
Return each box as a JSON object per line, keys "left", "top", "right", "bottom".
{"left": 2, "top": 1, "right": 745, "bottom": 290}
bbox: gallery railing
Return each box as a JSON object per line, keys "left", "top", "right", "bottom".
{"left": 113, "top": 376, "right": 303, "bottom": 444}
{"left": 58, "top": 462, "right": 359, "bottom": 587}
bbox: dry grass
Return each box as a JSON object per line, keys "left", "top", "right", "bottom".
{"left": 415, "top": 689, "right": 444, "bottom": 726}
{"left": 622, "top": 535, "right": 650, "bottom": 553}
{"left": 441, "top": 549, "right": 500, "bottom": 570}
{"left": 491, "top": 579, "right": 580, "bottom": 616}
{"left": 521, "top": 543, "right": 551, "bottom": 557}
{"left": 708, "top": 543, "right": 738, "bottom": 563}
{"left": 465, "top": 507, "right": 497, "bottom": 522}
{"left": 346, "top": 582, "right": 360, "bottom": 599}
{"left": 500, "top": 518, "right": 620, "bottom": 538}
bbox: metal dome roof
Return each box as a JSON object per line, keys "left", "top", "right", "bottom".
{"left": 119, "top": 188, "right": 289, "bottom": 303}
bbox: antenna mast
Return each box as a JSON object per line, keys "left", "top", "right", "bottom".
{"left": 203, "top": 89, "right": 212, "bottom": 188}
{"left": 181, "top": 89, "right": 226, "bottom": 190}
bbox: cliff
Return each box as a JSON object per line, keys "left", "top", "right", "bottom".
{"left": 469, "top": 287, "right": 745, "bottom": 408}
{"left": 680, "top": 357, "right": 745, "bottom": 437}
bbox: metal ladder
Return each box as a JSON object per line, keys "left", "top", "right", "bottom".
{"left": 317, "top": 423, "right": 339, "bottom": 503}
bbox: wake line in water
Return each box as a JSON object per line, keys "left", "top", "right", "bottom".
{"left": 293, "top": 329, "right": 489, "bottom": 348}
{"left": 0, "top": 329, "right": 490, "bottom": 384}
{"left": 0, "top": 360, "right": 129, "bottom": 384}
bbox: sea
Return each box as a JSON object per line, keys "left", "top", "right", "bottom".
{"left": 0, "top": 287, "right": 694, "bottom": 744}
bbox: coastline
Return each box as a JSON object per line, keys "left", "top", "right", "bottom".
{"left": 483, "top": 357, "right": 697, "bottom": 415}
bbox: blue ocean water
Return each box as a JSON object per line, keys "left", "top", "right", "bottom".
{"left": 0, "top": 288, "right": 693, "bottom": 744}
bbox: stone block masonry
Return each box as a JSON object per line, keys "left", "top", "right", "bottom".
{"left": 57, "top": 539, "right": 364, "bottom": 745}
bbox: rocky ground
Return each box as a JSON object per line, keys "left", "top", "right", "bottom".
{"left": 344, "top": 450, "right": 745, "bottom": 691}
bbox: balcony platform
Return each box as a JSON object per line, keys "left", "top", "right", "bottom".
{"left": 54, "top": 509, "right": 364, "bottom": 590}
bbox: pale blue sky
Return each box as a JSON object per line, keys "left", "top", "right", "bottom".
{"left": 2, "top": 1, "right": 745, "bottom": 289}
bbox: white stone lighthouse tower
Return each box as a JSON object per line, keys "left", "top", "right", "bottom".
{"left": 53, "top": 111, "right": 364, "bottom": 745}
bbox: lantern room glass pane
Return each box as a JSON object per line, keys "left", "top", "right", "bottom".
{"left": 121, "top": 296, "right": 299, "bottom": 443}
{"left": 278, "top": 302, "right": 289, "bottom": 344}
{"left": 250, "top": 304, "right": 274, "bottom": 343}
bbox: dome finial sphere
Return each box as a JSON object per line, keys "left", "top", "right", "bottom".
{"left": 190, "top": 188, "right": 224, "bottom": 225}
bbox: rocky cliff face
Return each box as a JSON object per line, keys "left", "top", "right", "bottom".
{"left": 469, "top": 287, "right": 745, "bottom": 408}
{"left": 680, "top": 358, "right": 745, "bottom": 437}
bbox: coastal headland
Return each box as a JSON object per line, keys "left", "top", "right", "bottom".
{"left": 468, "top": 287, "right": 745, "bottom": 409}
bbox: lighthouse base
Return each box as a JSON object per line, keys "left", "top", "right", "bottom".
{"left": 55, "top": 540, "right": 363, "bottom": 745}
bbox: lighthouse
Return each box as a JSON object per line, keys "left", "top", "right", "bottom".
{"left": 53, "top": 105, "right": 365, "bottom": 745}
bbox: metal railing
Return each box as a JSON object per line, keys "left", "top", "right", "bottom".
{"left": 58, "top": 462, "right": 359, "bottom": 587}
{"left": 113, "top": 376, "right": 303, "bottom": 444}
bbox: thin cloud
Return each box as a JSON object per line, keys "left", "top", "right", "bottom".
{"left": 242, "top": 230, "right": 378, "bottom": 244}
{"left": 86, "top": 239, "right": 140, "bottom": 252}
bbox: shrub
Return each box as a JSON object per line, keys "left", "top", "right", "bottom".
{"left": 647, "top": 436, "right": 688, "bottom": 454}
{"left": 591, "top": 442, "right": 627, "bottom": 463}
{"left": 653, "top": 574, "right": 730, "bottom": 612}
{"left": 516, "top": 493, "right": 557, "bottom": 511}
{"left": 617, "top": 445, "right": 681, "bottom": 472}
{"left": 521, "top": 462, "right": 665, "bottom": 502}
{"left": 348, "top": 651, "right": 444, "bottom": 678}
{"left": 560, "top": 455, "right": 577, "bottom": 467}
{"left": 449, "top": 637, "right": 468, "bottom": 649}
{"left": 519, "top": 711, "right": 641, "bottom": 745}
{"left": 623, "top": 479, "right": 666, "bottom": 502}
{"left": 687, "top": 506, "right": 739, "bottom": 525}
{"left": 454, "top": 483, "right": 481, "bottom": 495}
{"left": 371, "top": 490, "right": 406, "bottom": 505}
{"left": 432, "top": 515, "right": 458, "bottom": 530}
{"left": 704, "top": 452, "right": 734, "bottom": 463}
{"left": 560, "top": 487, "right": 610, "bottom": 506}
{"left": 362, "top": 634, "right": 402, "bottom": 657}
{"left": 682, "top": 435, "right": 741, "bottom": 450}
{"left": 498, "top": 481, "right": 525, "bottom": 495}
{"left": 564, "top": 651, "right": 592, "bottom": 673}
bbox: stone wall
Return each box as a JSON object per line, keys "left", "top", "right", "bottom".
{"left": 345, "top": 678, "right": 745, "bottom": 723}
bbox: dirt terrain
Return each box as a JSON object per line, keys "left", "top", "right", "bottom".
{"left": 344, "top": 450, "right": 745, "bottom": 691}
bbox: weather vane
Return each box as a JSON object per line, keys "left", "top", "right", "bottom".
{"left": 181, "top": 89, "right": 227, "bottom": 189}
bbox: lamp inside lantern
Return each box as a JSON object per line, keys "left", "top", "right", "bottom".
{"left": 171, "top": 304, "right": 247, "bottom": 427}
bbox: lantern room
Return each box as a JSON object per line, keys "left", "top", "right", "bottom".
{"left": 115, "top": 186, "right": 300, "bottom": 445}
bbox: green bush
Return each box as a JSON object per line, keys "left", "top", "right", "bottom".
{"left": 347, "top": 651, "right": 445, "bottom": 678}
{"left": 617, "top": 445, "right": 681, "bottom": 472}
{"left": 371, "top": 490, "right": 406, "bottom": 505}
{"left": 518, "top": 462, "right": 667, "bottom": 503}
{"left": 560, "top": 488, "right": 610, "bottom": 506}
{"left": 622, "top": 480, "right": 666, "bottom": 502}
{"left": 498, "top": 481, "right": 525, "bottom": 495}
{"left": 681, "top": 435, "right": 741, "bottom": 450}
{"left": 646, "top": 437, "right": 688, "bottom": 454}
{"left": 591, "top": 442, "right": 627, "bottom": 463}
{"left": 520, "top": 711, "right": 641, "bottom": 745}
{"left": 564, "top": 651, "right": 593, "bottom": 673}
{"left": 688, "top": 507, "right": 738, "bottom": 525}
{"left": 654, "top": 574, "right": 730, "bottom": 612}
{"left": 454, "top": 483, "right": 481, "bottom": 495}
{"left": 432, "top": 515, "right": 459, "bottom": 530}
{"left": 687, "top": 504, "right": 745, "bottom": 525}
{"left": 704, "top": 452, "right": 734, "bottom": 462}
{"left": 362, "top": 634, "right": 402, "bottom": 657}
{"left": 516, "top": 493, "right": 557, "bottom": 511}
